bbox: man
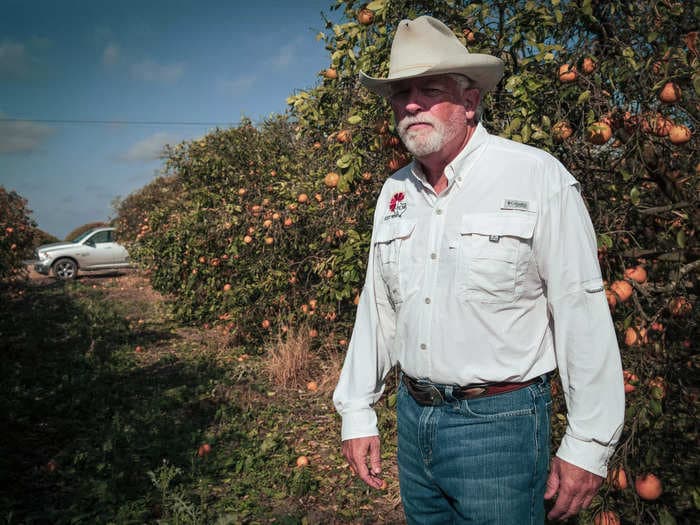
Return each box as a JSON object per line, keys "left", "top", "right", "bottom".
{"left": 333, "top": 15, "right": 625, "bottom": 525}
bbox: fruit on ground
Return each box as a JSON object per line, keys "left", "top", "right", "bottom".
{"left": 658, "top": 81, "right": 681, "bottom": 103}
{"left": 558, "top": 64, "right": 578, "bottom": 82}
{"left": 635, "top": 473, "right": 663, "bottom": 500}
{"left": 306, "top": 380, "right": 318, "bottom": 392}
{"left": 324, "top": 171, "right": 340, "bottom": 188}
{"left": 668, "top": 124, "right": 691, "bottom": 145}
{"left": 594, "top": 510, "right": 620, "bottom": 525}
{"left": 552, "top": 121, "right": 573, "bottom": 142}
{"left": 197, "top": 443, "right": 212, "bottom": 457}
{"left": 624, "top": 265, "right": 647, "bottom": 284}
{"left": 586, "top": 122, "right": 613, "bottom": 145}
{"left": 610, "top": 280, "right": 633, "bottom": 302}
{"left": 296, "top": 455, "right": 309, "bottom": 467}
{"left": 297, "top": 193, "right": 309, "bottom": 203}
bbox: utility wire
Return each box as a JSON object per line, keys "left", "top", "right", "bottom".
{"left": 0, "top": 117, "right": 244, "bottom": 127}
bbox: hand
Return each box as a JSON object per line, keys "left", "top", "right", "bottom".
{"left": 342, "top": 436, "right": 384, "bottom": 489}
{"left": 544, "top": 456, "right": 603, "bottom": 521}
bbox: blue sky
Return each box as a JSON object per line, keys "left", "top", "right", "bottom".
{"left": 1, "top": 0, "right": 340, "bottom": 239}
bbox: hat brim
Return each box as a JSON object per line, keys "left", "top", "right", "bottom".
{"left": 359, "top": 55, "right": 504, "bottom": 98}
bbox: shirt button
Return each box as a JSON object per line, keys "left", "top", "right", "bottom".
{"left": 424, "top": 297, "right": 431, "bottom": 304}
{"left": 430, "top": 252, "right": 437, "bottom": 260}
{"left": 420, "top": 343, "right": 427, "bottom": 350}
{"left": 457, "top": 176, "right": 462, "bottom": 182}
{"left": 436, "top": 209, "right": 443, "bottom": 215}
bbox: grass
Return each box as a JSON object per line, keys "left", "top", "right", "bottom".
{"left": 0, "top": 272, "right": 403, "bottom": 524}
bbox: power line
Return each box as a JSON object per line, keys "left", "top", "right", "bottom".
{"left": 0, "top": 117, "right": 244, "bottom": 127}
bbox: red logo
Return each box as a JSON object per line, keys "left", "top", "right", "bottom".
{"left": 389, "top": 192, "right": 405, "bottom": 212}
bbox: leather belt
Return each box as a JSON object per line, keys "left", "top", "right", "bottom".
{"left": 402, "top": 373, "right": 541, "bottom": 406}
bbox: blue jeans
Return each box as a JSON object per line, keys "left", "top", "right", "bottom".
{"left": 397, "top": 375, "right": 551, "bottom": 525}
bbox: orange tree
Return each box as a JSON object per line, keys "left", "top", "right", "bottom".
{"left": 117, "top": 1, "right": 697, "bottom": 523}
{"left": 0, "top": 187, "right": 37, "bottom": 280}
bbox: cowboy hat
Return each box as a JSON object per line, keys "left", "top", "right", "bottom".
{"left": 359, "top": 15, "right": 504, "bottom": 97}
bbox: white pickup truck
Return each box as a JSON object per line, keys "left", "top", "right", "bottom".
{"left": 34, "top": 226, "right": 130, "bottom": 280}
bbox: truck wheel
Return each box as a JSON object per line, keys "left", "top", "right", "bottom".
{"left": 53, "top": 258, "right": 77, "bottom": 280}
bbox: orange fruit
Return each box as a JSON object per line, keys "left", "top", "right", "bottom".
{"left": 668, "top": 296, "right": 692, "bottom": 317}
{"left": 197, "top": 443, "right": 212, "bottom": 457}
{"left": 296, "top": 455, "right": 310, "bottom": 467}
{"left": 582, "top": 57, "right": 596, "bottom": 74}
{"left": 223, "top": 283, "right": 232, "bottom": 292}
{"left": 608, "top": 467, "right": 628, "bottom": 489}
{"left": 668, "top": 124, "right": 691, "bottom": 145}
{"left": 336, "top": 129, "right": 351, "bottom": 143}
{"left": 552, "top": 121, "right": 573, "bottom": 142}
{"left": 658, "top": 81, "right": 681, "bottom": 103}
{"left": 322, "top": 68, "right": 338, "bottom": 79}
{"left": 324, "top": 172, "right": 340, "bottom": 188}
{"left": 558, "top": 64, "right": 578, "bottom": 82}
{"left": 624, "top": 265, "right": 647, "bottom": 284}
{"left": 297, "top": 193, "right": 309, "bottom": 203}
{"left": 243, "top": 235, "right": 253, "bottom": 244}
{"left": 261, "top": 319, "right": 271, "bottom": 329}
{"left": 306, "top": 381, "right": 318, "bottom": 392}
{"left": 594, "top": 510, "right": 620, "bottom": 525}
{"left": 586, "top": 122, "right": 613, "bottom": 145}
{"left": 635, "top": 473, "right": 662, "bottom": 500}
{"left": 264, "top": 236, "right": 274, "bottom": 245}
{"left": 610, "top": 280, "right": 633, "bottom": 302}
{"left": 357, "top": 8, "right": 374, "bottom": 25}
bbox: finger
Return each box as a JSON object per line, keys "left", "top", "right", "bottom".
{"left": 369, "top": 437, "right": 382, "bottom": 476}
{"left": 547, "top": 484, "right": 574, "bottom": 521}
{"left": 544, "top": 468, "right": 559, "bottom": 500}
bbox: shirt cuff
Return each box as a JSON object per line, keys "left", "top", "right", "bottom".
{"left": 340, "top": 408, "right": 379, "bottom": 441}
{"left": 556, "top": 433, "right": 616, "bottom": 478}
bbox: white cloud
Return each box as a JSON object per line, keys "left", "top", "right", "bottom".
{"left": 131, "top": 59, "right": 184, "bottom": 82}
{"left": 220, "top": 74, "right": 257, "bottom": 95}
{"left": 0, "top": 114, "right": 55, "bottom": 154}
{"left": 102, "top": 43, "right": 120, "bottom": 66}
{"left": 269, "top": 37, "right": 303, "bottom": 69}
{"left": 0, "top": 40, "right": 30, "bottom": 79}
{"left": 121, "top": 132, "right": 179, "bottom": 162}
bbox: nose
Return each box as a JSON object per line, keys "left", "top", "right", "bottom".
{"left": 395, "top": 86, "right": 424, "bottom": 114}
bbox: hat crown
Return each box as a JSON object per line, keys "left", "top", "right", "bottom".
{"left": 388, "top": 16, "right": 469, "bottom": 77}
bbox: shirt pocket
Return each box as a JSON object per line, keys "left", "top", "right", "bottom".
{"left": 374, "top": 219, "right": 416, "bottom": 308}
{"left": 457, "top": 213, "right": 536, "bottom": 303}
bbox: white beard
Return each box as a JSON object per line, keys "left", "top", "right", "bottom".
{"left": 397, "top": 111, "right": 465, "bottom": 158}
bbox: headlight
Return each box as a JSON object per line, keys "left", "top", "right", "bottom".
{"left": 38, "top": 252, "right": 49, "bottom": 260}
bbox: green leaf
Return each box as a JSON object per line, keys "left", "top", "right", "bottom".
{"left": 659, "top": 507, "right": 678, "bottom": 525}
{"left": 577, "top": 90, "right": 591, "bottom": 104}
{"left": 347, "top": 115, "right": 362, "bottom": 125}
{"left": 630, "top": 186, "right": 641, "bottom": 206}
{"left": 597, "top": 233, "right": 613, "bottom": 249}
{"left": 647, "top": 32, "right": 659, "bottom": 43}
{"left": 555, "top": 9, "right": 563, "bottom": 23}
{"left": 336, "top": 153, "right": 354, "bottom": 169}
{"left": 366, "top": 0, "right": 385, "bottom": 9}
{"left": 676, "top": 229, "right": 687, "bottom": 248}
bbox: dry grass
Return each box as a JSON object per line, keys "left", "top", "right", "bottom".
{"left": 265, "top": 323, "right": 313, "bottom": 389}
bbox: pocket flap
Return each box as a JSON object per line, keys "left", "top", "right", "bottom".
{"left": 374, "top": 220, "right": 416, "bottom": 243}
{"left": 460, "top": 213, "right": 536, "bottom": 239}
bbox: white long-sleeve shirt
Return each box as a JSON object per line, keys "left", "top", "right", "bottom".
{"left": 333, "top": 123, "right": 625, "bottom": 477}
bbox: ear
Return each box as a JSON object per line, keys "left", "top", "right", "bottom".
{"left": 463, "top": 88, "right": 481, "bottom": 120}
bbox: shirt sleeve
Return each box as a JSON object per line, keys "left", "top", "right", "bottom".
{"left": 534, "top": 164, "right": 625, "bottom": 477}
{"left": 332, "top": 204, "right": 397, "bottom": 441}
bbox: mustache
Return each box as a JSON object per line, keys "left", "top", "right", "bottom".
{"left": 397, "top": 115, "right": 438, "bottom": 134}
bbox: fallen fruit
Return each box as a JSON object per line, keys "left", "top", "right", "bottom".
{"left": 296, "top": 455, "right": 309, "bottom": 467}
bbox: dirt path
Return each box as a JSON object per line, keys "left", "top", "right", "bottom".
{"left": 20, "top": 267, "right": 406, "bottom": 524}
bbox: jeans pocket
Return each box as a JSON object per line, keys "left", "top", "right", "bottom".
{"left": 456, "top": 387, "right": 537, "bottom": 419}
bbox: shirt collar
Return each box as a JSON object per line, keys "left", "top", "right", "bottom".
{"left": 410, "top": 122, "right": 490, "bottom": 189}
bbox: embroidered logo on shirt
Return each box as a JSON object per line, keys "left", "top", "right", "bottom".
{"left": 384, "top": 192, "right": 407, "bottom": 220}
{"left": 502, "top": 199, "right": 530, "bottom": 211}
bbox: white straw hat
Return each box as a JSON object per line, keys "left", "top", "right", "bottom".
{"left": 359, "top": 15, "right": 504, "bottom": 97}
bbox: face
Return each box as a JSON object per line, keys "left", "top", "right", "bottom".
{"left": 389, "top": 75, "right": 478, "bottom": 160}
